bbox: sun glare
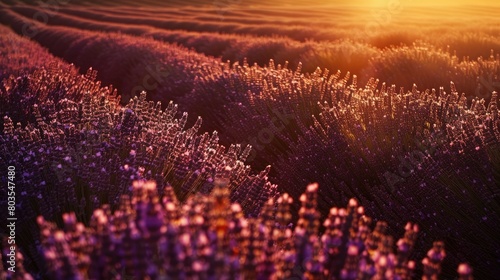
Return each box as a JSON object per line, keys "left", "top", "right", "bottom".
{"left": 365, "top": 0, "right": 500, "bottom": 7}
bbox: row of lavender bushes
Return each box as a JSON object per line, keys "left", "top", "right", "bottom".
{"left": 16, "top": 3, "right": 500, "bottom": 57}
{"left": 0, "top": 24, "right": 76, "bottom": 82}
{"left": 0, "top": 27, "right": 277, "bottom": 276}
{"left": 0, "top": 7, "right": 222, "bottom": 106}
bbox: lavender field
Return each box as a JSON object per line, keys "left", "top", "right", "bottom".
{"left": 0, "top": 0, "right": 499, "bottom": 279}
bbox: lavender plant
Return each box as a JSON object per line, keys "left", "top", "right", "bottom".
{"left": 274, "top": 80, "right": 500, "bottom": 278}
{"left": 0, "top": 67, "right": 277, "bottom": 275}
{"left": 27, "top": 179, "right": 474, "bottom": 279}
{"left": 181, "top": 59, "right": 500, "bottom": 277}
{"left": 182, "top": 60, "right": 338, "bottom": 169}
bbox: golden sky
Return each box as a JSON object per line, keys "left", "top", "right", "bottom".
{"left": 305, "top": 0, "right": 500, "bottom": 7}
{"left": 367, "top": 0, "right": 499, "bottom": 6}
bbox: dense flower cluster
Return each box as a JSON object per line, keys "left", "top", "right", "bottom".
{"left": 0, "top": 68, "right": 277, "bottom": 274}
{"left": 183, "top": 60, "right": 339, "bottom": 168}
{"left": 0, "top": 65, "right": 91, "bottom": 129}
{"left": 187, "top": 57, "right": 500, "bottom": 277}
{"left": 28, "top": 180, "right": 474, "bottom": 280}
{"left": 275, "top": 80, "right": 500, "bottom": 278}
